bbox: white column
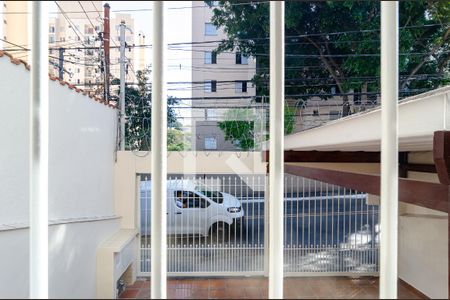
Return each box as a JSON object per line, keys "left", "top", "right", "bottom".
{"left": 151, "top": 1, "right": 167, "bottom": 299}
{"left": 269, "top": 1, "right": 284, "bottom": 299}
{"left": 380, "top": 1, "right": 399, "bottom": 299}
{"left": 29, "top": 1, "right": 49, "bottom": 299}
{"left": 119, "top": 21, "right": 126, "bottom": 151}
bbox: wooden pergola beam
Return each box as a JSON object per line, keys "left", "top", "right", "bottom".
{"left": 284, "top": 164, "right": 449, "bottom": 213}
{"left": 433, "top": 131, "right": 450, "bottom": 185}
{"left": 263, "top": 150, "right": 381, "bottom": 163}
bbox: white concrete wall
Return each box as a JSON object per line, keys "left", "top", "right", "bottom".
{"left": 0, "top": 219, "right": 119, "bottom": 299}
{"left": 399, "top": 214, "right": 447, "bottom": 299}
{"left": 397, "top": 152, "right": 448, "bottom": 298}
{"left": 0, "top": 56, "right": 119, "bottom": 298}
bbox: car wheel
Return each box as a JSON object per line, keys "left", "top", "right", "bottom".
{"left": 209, "top": 222, "right": 229, "bottom": 243}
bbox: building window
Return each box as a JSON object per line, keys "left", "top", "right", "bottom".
{"left": 85, "top": 27, "right": 94, "bottom": 35}
{"left": 206, "top": 0, "right": 219, "bottom": 6}
{"left": 204, "top": 137, "right": 217, "bottom": 150}
{"left": 329, "top": 110, "right": 340, "bottom": 120}
{"left": 204, "top": 23, "right": 218, "bottom": 36}
{"left": 204, "top": 80, "right": 217, "bottom": 93}
{"left": 235, "top": 81, "right": 248, "bottom": 93}
{"left": 206, "top": 109, "right": 218, "bottom": 120}
{"left": 49, "top": 26, "right": 55, "bottom": 33}
{"left": 77, "top": 79, "right": 80, "bottom": 84}
{"left": 235, "top": 52, "right": 248, "bottom": 65}
{"left": 49, "top": 36, "right": 55, "bottom": 43}
{"left": 204, "top": 51, "right": 217, "bottom": 64}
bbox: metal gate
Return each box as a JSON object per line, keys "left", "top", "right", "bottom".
{"left": 138, "top": 174, "right": 379, "bottom": 276}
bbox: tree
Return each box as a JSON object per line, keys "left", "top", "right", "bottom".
{"left": 112, "top": 67, "right": 186, "bottom": 151}
{"left": 207, "top": 1, "right": 449, "bottom": 116}
{"left": 168, "top": 128, "right": 191, "bottom": 151}
{"left": 218, "top": 104, "right": 297, "bottom": 150}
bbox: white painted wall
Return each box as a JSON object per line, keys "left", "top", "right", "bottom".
{"left": 0, "top": 219, "right": 119, "bottom": 299}
{"left": 0, "top": 56, "right": 119, "bottom": 298}
{"left": 397, "top": 155, "right": 448, "bottom": 298}
{"left": 399, "top": 214, "right": 448, "bottom": 299}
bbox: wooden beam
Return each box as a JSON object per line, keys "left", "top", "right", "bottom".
{"left": 263, "top": 150, "right": 381, "bottom": 163}
{"left": 402, "top": 163, "right": 437, "bottom": 174}
{"left": 263, "top": 151, "right": 429, "bottom": 165}
{"left": 285, "top": 164, "right": 448, "bottom": 213}
{"left": 433, "top": 131, "right": 450, "bottom": 185}
{"left": 399, "top": 152, "right": 408, "bottom": 178}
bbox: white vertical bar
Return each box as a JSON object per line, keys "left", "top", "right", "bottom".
{"left": 380, "top": 1, "right": 399, "bottom": 298}
{"left": 30, "top": 2, "right": 49, "bottom": 298}
{"left": 269, "top": 1, "right": 284, "bottom": 298}
{"left": 119, "top": 21, "right": 126, "bottom": 151}
{"left": 151, "top": 1, "right": 167, "bottom": 298}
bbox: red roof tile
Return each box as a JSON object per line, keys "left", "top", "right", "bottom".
{"left": 0, "top": 50, "right": 117, "bottom": 109}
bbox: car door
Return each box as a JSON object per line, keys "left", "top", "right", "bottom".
{"left": 173, "top": 190, "right": 211, "bottom": 236}
{"left": 166, "top": 189, "right": 177, "bottom": 235}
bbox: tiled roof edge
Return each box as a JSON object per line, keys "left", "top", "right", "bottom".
{"left": 0, "top": 50, "right": 118, "bottom": 110}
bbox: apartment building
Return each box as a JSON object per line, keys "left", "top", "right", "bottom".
{"left": 0, "top": 1, "right": 138, "bottom": 96}
{"left": 191, "top": 1, "right": 258, "bottom": 151}
{"left": 0, "top": 1, "right": 29, "bottom": 60}
{"left": 50, "top": 2, "right": 137, "bottom": 94}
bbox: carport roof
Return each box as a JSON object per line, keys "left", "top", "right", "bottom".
{"left": 280, "top": 86, "right": 450, "bottom": 152}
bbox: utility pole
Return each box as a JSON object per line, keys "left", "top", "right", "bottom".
{"left": 58, "top": 47, "right": 64, "bottom": 80}
{"left": 119, "top": 21, "right": 126, "bottom": 151}
{"left": 103, "top": 3, "right": 110, "bottom": 102}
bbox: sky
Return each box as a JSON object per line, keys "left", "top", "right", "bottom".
{"left": 106, "top": 1, "right": 193, "bottom": 99}
{"left": 106, "top": 1, "right": 193, "bottom": 126}
{"left": 52, "top": 1, "right": 194, "bottom": 126}
{"left": 48, "top": 1, "right": 193, "bottom": 100}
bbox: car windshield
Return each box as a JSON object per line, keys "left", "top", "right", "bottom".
{"left": 195, "top": 185, "right": 224, "bottom": 204}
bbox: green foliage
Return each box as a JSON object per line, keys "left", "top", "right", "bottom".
{"left": 207, "top": 0, "right": 449, "bottom": 105}
{"left": 167, "top": 128, "right": 191, "bottom": 151}
{"left": 218, "top": 104, "right": 297, "bottom": 151}
{"left": 112, "top": 67, "right": 187, "bottom": 151}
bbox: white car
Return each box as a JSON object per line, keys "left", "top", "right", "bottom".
{"left": 140, "top": 179, "right": 245, "bottom": 237}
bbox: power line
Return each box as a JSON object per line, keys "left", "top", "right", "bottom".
{"left": 54, "top": 2, "right": 86, "bottom": 46}
{"left": 0, "top": 1, "right": 272, "bottom": 15}
{"left": 78, "top": 1, "right": 100, "bottom": 36}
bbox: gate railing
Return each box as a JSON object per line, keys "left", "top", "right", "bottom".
{"left": 138, "top": 174, "right": 379, "bottom": 276}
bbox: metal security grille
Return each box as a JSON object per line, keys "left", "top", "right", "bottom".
{"left": 138, "top": 174, "right": 379, "bottom": 276}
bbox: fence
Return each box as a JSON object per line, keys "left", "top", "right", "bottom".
{"left": 138, "top": 174, "right": 379, "bottom": 276}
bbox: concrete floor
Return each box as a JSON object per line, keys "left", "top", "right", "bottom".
{"left": 118, "top": 277, "right": 427, "bottom": 299}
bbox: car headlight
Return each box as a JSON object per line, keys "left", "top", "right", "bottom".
{"left": 227, "top": 207, "right": 241, "bottom": 213}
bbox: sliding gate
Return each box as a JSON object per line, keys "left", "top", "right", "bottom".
{"left": 138, "top": 174, "right": 379, "bottom": 276}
